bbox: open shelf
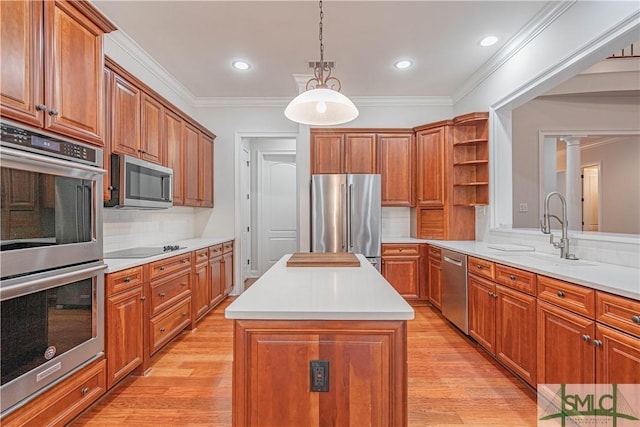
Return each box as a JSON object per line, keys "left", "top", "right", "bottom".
{"left": 452, "top": 112, "right": 489, "bottom": 206}
{"left": 453, "top": 138, "right": 488, "bottom": 146}
{"left": 454, "top": 160, "right": 489, "bottom": 166}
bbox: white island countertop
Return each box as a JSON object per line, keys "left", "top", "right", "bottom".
{"left": 225, "top": 254, "right": 415, "bottom": 321}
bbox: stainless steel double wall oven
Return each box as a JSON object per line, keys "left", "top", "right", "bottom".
{"left": 0, "top": 121, "right": 106, "bottom": 415}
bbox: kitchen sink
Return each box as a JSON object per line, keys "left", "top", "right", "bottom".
{"left": 498, "top": 253, "right": 596, "bottom": 267}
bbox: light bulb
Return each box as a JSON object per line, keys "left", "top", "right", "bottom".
{"left": 316, "top": 101, "right": 327, "bottom": 114}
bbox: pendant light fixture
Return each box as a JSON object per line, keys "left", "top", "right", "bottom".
{"left": 284, "top": 1, "right": 359, "bottom": 126}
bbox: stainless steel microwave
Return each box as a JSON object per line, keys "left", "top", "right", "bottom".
{"left": 105, "top": 154, "right": 173, "bottom": 209}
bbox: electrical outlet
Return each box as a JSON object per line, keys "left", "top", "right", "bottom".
{"left": 519, "top": 203, "right": 528, "bottom": 213}
{"left": 310, "top": 360, "right": 329, "bottom": 392}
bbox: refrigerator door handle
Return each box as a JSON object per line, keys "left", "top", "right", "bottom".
{"left": 341, "top": 183, "right": 347, "bottom": 249}
{"left": 348, "top": 183, "right": 354, "bottom": 249}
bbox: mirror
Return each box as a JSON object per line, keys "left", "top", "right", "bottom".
{"left": 511, "top": 58, "right": 640, "bottom": 235}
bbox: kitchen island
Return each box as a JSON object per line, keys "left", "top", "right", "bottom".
{"left": 225, "top": 253, "right": 414, "bottom": 427}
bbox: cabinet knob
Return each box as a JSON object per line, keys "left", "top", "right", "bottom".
{"left": 36, "top": 104, "right": 47, "bottom": 111}
{"left": 124, "top": 277, "right": 131, "bottom": 283}
{"left": 159, "top": 266, "right": 165, "bottom": 271}
{"left": 159, "top": 292, "right": 166, "bottom": 298}
{"left": 487, "top": 291, "right": 492, "bottom": 297}
{"left": 181, "top": 259, "right": 187, "bottom": 264}
{"left": 81, "top": 387, "right": 90, "bottom": 395}
{"left": 181, "top": 312, "right": 187, "bottom": 317}
{"left": 557, "top": 290, "right": 565, "bottom": 298}
{"left": 509, "top": 275, "right": 516, "bottom": 281}
{"left": 476, "top": 265, "right": 483, "bottom": 270}
{"left": 140, "top": 296, "right": 146, "bottom": 301}
{"left": 581, "top": 334, "right": 591, "bottom": 342}
{"left": 181, "top": 282, "right": 187, "bottom": 287}
{"left": 592, "top": 340, "right": 603, "bottom": 347}
{"left": 48, "top": 109, "right": 59, "bottom": 116}
{"left": 632, "top": 315, "right": 640, "bottom": 324}
{"left": 160, "top": 327, "right": 165, "bottom": 332}
{"left": 399, "top": 248, "right": 403, "bottom": 252}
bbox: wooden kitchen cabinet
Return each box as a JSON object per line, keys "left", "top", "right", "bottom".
{"left": 427, "top": 246, "right": 442, "bottom": 309}
{"left": 0, "top": 0, "right": 116, "bottom": 146}
{"left": 415, "top": 122, "right": 448, "bottom": 207}
{"left": 140, "top": 93, "right": 164, "bottom": 164}
{"left": 468, "top": 274, "right": 496, "bottom": 353}
{"left": 109, "top": 71, "right": 141, "bottom": 157}
{"left": 452, "top": 112, "right": 489, "bottom": 206}
{"left": 311, "top": 132, "right": 344, "bottom": 174}
{"left": 310, "top": 130, "right": 377, "bottom": 174}
{"left": 378, "top": 133, "right": 415, "bottom": 206}
{"left": 183, "top": 123, "right": 201, "bottom": 206}
{"left": 199, "top": 133, "right": 214, "bottom": 207}
{"left": 164, "top": 110, "right": 185, "bottom": 205}
{"left": 222, "top": 241, "right": 234, "bottom": 295}
{"left": 344, "top": 133, "right": 377, "bottom": 173}
{"left": 193, "top": 249, "right": 210, "bottom": 321}
{"left": 594, "top": 323, "right": 640, "bottom": 384}
{"left": 382, "top": 244, "right": 421, "bottom": 301}
{"left": 209, "top": 245, "right": 225, "bottom": 307}
{"left": 105, "top": 267, "right": 144, "bottom": 390}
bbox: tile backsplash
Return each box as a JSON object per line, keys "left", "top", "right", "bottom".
{"left": 382, "top": 207, "right": 411, "bottom": 238}
{"left": 103, "top": 207, "right": 197, "bottom": 252}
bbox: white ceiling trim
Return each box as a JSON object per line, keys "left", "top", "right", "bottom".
{"left": 451, "top": 0, "right": 576, "bottom": 104}
{"left": 193, "top": 95, "right": 452, "bottom": 108}
{"left": 106, "top": 30, "right": 197, "bottom": 105}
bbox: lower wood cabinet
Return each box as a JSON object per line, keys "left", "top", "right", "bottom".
{"left": 1, "top": 358, "right": 106, "bottom": 427}
{"left": 232, "top": 319, "right": 407, "bottom": 427}
{"left": 427, "top": 246, "right": 442, "bottom": 309}
{"left": 149, "top": 297, "right": 192, "bottom": 355}
{"left": 595, "top": 323, "right": 640, "bottom": 384}
{"left": 223, "top": 241, "right": 234, "bottom": 295}
{"left": 193, "top": 250, "right": 210, "bottom": 320}
{"left": 381, "top": 244, "right": 422, "bottom": 301}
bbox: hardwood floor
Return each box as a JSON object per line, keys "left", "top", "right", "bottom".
{"left": 74, "top": 299, "right": 537, "bottom": 426}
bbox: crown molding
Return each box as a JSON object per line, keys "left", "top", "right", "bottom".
{"left": 452, "top": 0, "right": 576, "bottom": 104}
{"left": 106, "top": 30, "right": 197, "bottom": 106}
{"left": 193, "top": 95, "right": 452, "bottom": 108}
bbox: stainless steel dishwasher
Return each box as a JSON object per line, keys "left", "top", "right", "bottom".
{"left": 441, "top": 249, "right": 469, "bottom": 334}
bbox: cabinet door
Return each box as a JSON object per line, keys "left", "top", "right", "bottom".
{"left": 209, "top": 255, "right": 224, "bottom": 306}
{"left": 140, "top": 93, "right": 163, "bottom": 164}
{"left": 223, "top": 251, "right": 233, "bottom": 295}
{"left": 44, "top": 0, "right": 105, "bottom": 145}
{"left": 102, "top": 67, "right": 113, "bottom": 202}
{"left": 344, "top": 133, "right": 377, "bottom": 173}
{"left": 183, "top": 123, "right": 200, "bottom": 206}
{"left": 495, "top": 285, "right": 537, "bottom": 386}
{"left": 416, "top": 127, "right": 446, "bottom": 207}
{"left": 378, "top": 134, "right": 414, "bottom": 206}
{"left": 311, "top": 133, "right": 343, "bottom": 174}
{"left": 427, "top": 258, "right": 442, "bottom": 310}
{"left": 106, "top": 287, "right": 143, "bottom": 389}
{"left": 0, "top": 0, "right": 43, "bottom": 127}
{"left": 199, "top": 133, "right": 214, "bottom": 207}
{"left": 537, "top": 300, "right": 595, "bottom": 385}
{"left": 164, "top": 110, "right": 184, "bottom": 205}
{"left": 193, "top": 262, "right": 210, "bottom": 320}
{"left": 382, "top": 256, "right": 420, "bottom": 299}
{"left": 468, "top": 274, "right": 496, "bottom": 354}
{"left": 110, "top": 73, "right": 141, "bottom": 157}
{"left": 595, "top": 324, "right": 640, "bottom": 384}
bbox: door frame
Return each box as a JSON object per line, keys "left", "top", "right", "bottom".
{"left": 234, "top": 131, "right": 298, "bottom": 294}
{"left": 581, "top": 161, "right": 602, "bottom": 232}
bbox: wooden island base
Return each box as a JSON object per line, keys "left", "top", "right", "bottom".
{"left": 232, "top": 319, "right": 408, "bottom": 427}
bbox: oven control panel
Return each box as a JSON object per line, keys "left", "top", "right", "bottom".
{"left": 0, "top": 122, "right": 100, "bottom": 166}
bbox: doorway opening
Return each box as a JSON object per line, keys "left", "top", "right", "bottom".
{"left": 582, "top": 164, "right": 600, "bottom": 232}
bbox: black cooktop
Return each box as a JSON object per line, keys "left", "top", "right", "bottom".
{"left": 104, "top": 246, "right": 186, "bottom": 259}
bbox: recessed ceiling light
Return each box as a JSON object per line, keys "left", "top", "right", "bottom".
{"left": 394, "top": 59, "right": 413, "bottom": 69}
{"left": 232, "top": 60, "right": 251, "bottom": 70}
{"left": 479, "top": 36, "right": 499, "bottom": 47}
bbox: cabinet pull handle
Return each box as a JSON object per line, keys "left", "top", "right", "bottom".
{"left": 181, "top": 259, "right": 187, "bottom": 264}
{"left": 632, "top": 315, "right": 640, "bottom": 324}
{"left": 592, "top": 340, "right": 603, "bottom": 347}
{"left": 159, "top": 292, "right": 166, "bottom": 298}
{"left": 124, "top": 277, "right": 131, "bottom": 283}
{"left": 81, "top": 387, "right": 90, "bottom": 395}
{"left": 476, "top": 265, "right": 483, "bottom": 269}
{"left": 48, "top": 108, "right": 59, "bottom": 116}
{"left": 181, "top": 282, "right": 187, "bottom": 287}
{"left": 160, "top": 327, "right": 165, "bottom": 332}
{"left": 159, "top": 266, "right": 165, "bottom": 271}
{"left": 581, "top": 334, "right": 591, "bottom": 342}
{"left": 140, "top": 296, "right": 146, "bottom": 301}
{"left": 557, "top": 291, "right": 565, "bottom": 298}
{"left": 509, "top": 274, "right": 516, "bottom": 281}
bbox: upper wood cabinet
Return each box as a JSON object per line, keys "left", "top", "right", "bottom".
{"left": 452, "top": 112, "right": 489, "bottom": 206}
{"left": 109, "top": 73, "right": 141, "bottom": 157}
{"left": 344, "top": 133, "right": 377, "bottom": 173}
{"left": 164, "top": 110, "right": 184, "bottom": 205}
{"left": 183, "top": 123, "right": 200, "bottom": 206}
{"left": 310, "top": 130, "right": 377, "bottom": 174}
{"left": 378, "top": 133, "right": 415, "bottom": 207}
{"left": 311, "top": 132, "right": 344, "bottom": 174}
{"left": 140, "top": 93, "right": 164, "bottom": 164}
{"left": 199, "top": 133, "right": 214, "bottom": 208}
{"left": 415, "top": 123, "right": 449, "bottom": 207}
{"left": 0, "top": 0, "right": 116, "bottom": 146}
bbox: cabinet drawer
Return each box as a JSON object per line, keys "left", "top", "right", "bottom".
{"left": 150, "top": 297, "right": 191, "bottom": 355}
{"left": 195, "top": 248, "right": 209, "bottom": 264}
{"left": 468, "top": 256, "right": 495, "bottom": 280}
{"left": 596, "top": 291, "right": 640, "bottom": 337}
{"left": 149, "top": 270, "right": 191, "bottom": 317}
{"left": 148, "top": 253, "right": 191, "bottom": 280}
{"left": 106, "top": 266, "right": 144, "bottom": 296}
{"left": 495, "top": 264, "right": 536, "bottom": 295}
{"left": 209, "top": 244, "right": 223, "bottom": 258}
{"left": 223, "top": 241, "right": 234, "bottom": 253}
{"left": 1, "top": 359, "right": 106, "bottom": 427}
{"left": 428, "top": 245, "right": 441, "bottom": 261}
{"left": 382, "top": 244, "right": 420, "bottom": 256}
{"left": 538, "top": 275, "right": 595, "bottom": 318}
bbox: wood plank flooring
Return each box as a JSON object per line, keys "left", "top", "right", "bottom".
{"left": 74, "top": 299, "right": 537, "bottom": 426}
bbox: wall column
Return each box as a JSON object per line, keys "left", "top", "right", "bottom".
{"left": 563, "top": 136, "right": 582, "bottom": 231}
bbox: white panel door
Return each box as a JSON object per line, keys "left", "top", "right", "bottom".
{"left": 240, "top": 145, "right": 252, "bottom": 283}
{"left": 582, "top": 165, "right": 600, "bottom": 231}
{"left": 259, "top": 153, "right": 297, "bottom": 273}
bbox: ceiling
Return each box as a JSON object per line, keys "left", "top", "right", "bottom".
{"left": 92, "top": 1, "right": 549, "bottom": 100}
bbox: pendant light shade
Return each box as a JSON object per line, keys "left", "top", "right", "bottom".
{"left": 284, "top": 87, "right": 359, "bottom": 126}
{"left": 284, "top": 1, "right": 359, "bottom": 126}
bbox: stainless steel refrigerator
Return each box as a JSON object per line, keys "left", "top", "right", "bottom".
{"left": 311, "top": 174, "right": 381, "bottom": 270}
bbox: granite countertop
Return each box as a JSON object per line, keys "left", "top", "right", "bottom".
{"left": 103, "top": 236, "right": 234, "bottom": 273}
{"left": 225, "top": 254, "right": 415, "bottom": 321}
{"left": 425, "top": 240, "right": 640, "bottom": 300}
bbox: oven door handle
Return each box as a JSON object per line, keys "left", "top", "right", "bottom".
{"left": 0, "top": 262, "right": 106, "bottom": 301}
{"left": 0, "top": 146, "right": 105, "bottom": 178}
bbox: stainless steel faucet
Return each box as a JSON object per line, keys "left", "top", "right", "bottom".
{"left": 540, "top": 191, "right": 578, "bottom": 260}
